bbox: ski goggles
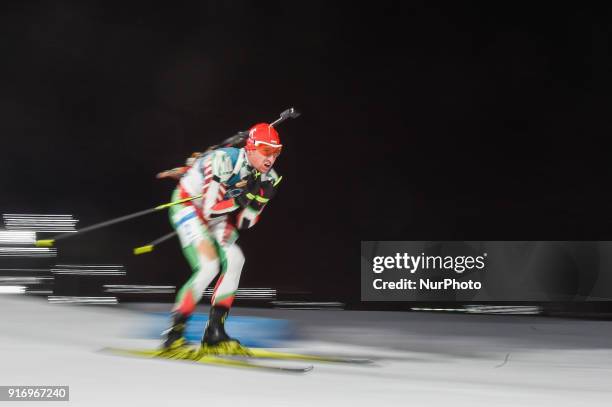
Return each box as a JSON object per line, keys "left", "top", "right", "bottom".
{"left": 254, "top": 141, "right": 282, "bottom": 157}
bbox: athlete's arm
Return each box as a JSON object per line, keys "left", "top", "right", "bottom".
{"left": 209, "top": 170, "right": 262, "bottom": 217}
{"left": 235, "top": 170, "right": 282, "bottom": 229}
{"left": 199, "top": 150, "right": 234, "bottom": 220}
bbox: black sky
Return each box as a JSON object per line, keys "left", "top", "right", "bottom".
{"left": 2, "top": 2, "right": 612, "bottom": 303}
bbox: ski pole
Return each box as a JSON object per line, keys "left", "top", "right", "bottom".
{"left": 35, "top": 195, "right": 202, "bottom": 248}
{"left": 133, "top": 230, "right": 178, "bottom": 255}
{"left": 38, "top": 108, "right": 301, "bottom": 249}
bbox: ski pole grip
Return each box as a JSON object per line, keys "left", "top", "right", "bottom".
{"left": 134, "top": 245, "right": 154, "bottom": 255}
{"left": 36, "top": 239, "right": 55, "bottom": 247}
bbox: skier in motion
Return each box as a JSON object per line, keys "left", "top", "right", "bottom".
{"left": 158, "top": 120, "right": 285, "bottom": 352}
{"left": 95, "top": 110, "right": 368, "bottom": 369}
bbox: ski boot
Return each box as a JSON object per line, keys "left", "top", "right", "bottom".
{"left": 159, "top": 312, "right": 192, "bottom": 357}
{"left": 200, "top": 305, "right": 250, "bottom": 356}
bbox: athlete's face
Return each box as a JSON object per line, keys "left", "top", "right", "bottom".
{"left": 246, "top": 149, "right": 280, "bottom": 173}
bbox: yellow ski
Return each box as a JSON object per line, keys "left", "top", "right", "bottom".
{"left": 102, "top": 346, "right": 313, "bottom": 373}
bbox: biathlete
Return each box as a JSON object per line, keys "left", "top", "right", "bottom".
{"left": 157, "top": 122, "right": 283, "bottom": 351}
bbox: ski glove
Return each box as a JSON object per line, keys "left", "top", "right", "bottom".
{"left": 210, "top": 172, "right": 282, "bottom": 218}
{"left": 237, "top": 172, "right": 283, "bottom": 211}
{"left": 235, "top": 171, "right": 263, "bottom": 208}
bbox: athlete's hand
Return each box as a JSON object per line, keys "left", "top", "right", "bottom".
{"left": 245, "top": 176, "right": 282, "bottom": 211}
{"left": 235, "top": 171, "right": 262, "bottom": 208}
{"left": 260, "top": 176, "right": 282, "bottom": 200}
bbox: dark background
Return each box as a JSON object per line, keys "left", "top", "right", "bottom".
{"left": 2, "top": 2, "right": 612, "bottom": 305}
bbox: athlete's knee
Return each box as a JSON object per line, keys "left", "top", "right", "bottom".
{"left": 188, "top": 256, "right": 220, "bottom": 301}
{"left": 225, "top": 244, "right": 245, "bottom": 270}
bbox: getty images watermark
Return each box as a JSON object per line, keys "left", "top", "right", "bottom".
{"left": 371, "top": 252, "right": 487, "bottom": 291}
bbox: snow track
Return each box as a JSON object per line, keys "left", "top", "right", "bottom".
{"left": 1, "top": 296, "right": 611, "bottom": 406}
